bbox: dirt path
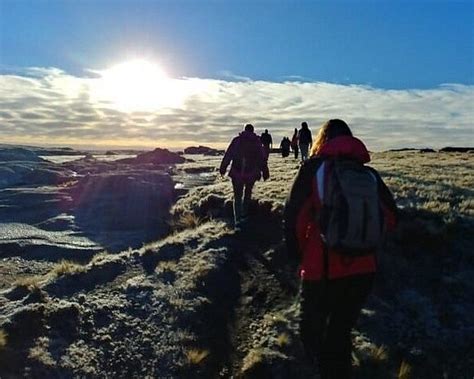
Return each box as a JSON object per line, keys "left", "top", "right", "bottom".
{"left": 215, "top": 216, "right": 317, "bottom": 378}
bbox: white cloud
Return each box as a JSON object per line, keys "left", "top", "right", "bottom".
{"left": 0, "top": 67, "right": 473, "bottom": 150}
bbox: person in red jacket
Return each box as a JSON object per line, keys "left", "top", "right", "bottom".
{"left": 284, "top": 119, "right": 397, "bottom": 379}
{"left": 220, "top": 124, "right": 270, "bottom": 228}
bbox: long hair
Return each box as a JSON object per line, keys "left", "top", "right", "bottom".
{"left": 311, "top": 119, "right": 352, "bottom": 156}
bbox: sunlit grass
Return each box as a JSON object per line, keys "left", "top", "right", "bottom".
{"left": 0, "top": 329, "right": 7, "bottom": 350}
{"left": 398, "top": 360, "right": 412, "bottom": 379}
{"left": 185, "top": 348, "right": 209, "bottom": 365}
{"left": 50, "top": 260, "right": 86, "bottom": 277}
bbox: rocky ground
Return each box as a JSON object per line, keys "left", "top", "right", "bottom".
{"left": 0, "top": 147, "right": 473, "bottom": 378}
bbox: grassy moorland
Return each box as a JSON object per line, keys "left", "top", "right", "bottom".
{"left": 0, "top": 151, "right": 472, "bottom": 378}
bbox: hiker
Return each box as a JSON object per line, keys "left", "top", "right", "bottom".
{"left": 220, "top": 124, "right": 270, "bottom": 228}
{"left": 284, "top": 119, "right": 397, "bottom": 379}
{"left": 260, "top": 129, "right": 273, "bottom": 159}
{"left": 298, "top": 121, "right": 312, "bottom": 161}
{"left": 280, "top": 137, "right": 291, "bottom": 157}
{"left": 291, "top": 128, "right": 299, "bottom": 159}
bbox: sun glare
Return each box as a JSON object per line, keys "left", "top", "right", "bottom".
{"left": 92, "top": 60, "right": 184, "bottom": 111}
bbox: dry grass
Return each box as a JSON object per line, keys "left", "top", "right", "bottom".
{"left": 275, "top": 332, "right": 290, "bottom": 347}
{"left": 50, "top": 260, "right": 86, "bottom": 277}
{"left": 241, "top": 348, "right": 263, "bottom": 373}
{"left": 185, "top": 348, "right": 209, "bottom": 365}
{"left": 371, "top": 345, "right": 388, "bottom": 362}
{"left": 90, "top": 251, "right": 110, "bottom": 264}
{"left": 398, "top": 361, "right": 412, "bottom": 379}
{"left": 14, "top": 275, "right": 43, "bottom": 291}
{"left": 28, "top": 337, "right": 55, "bottom": 366}
{"left": 263, "top": 311, "right": 288, "bottom": 326}
{"left": 0, "top": 329, "right": 7, "bottom": 350}
{"left": 155, "top": 260, "right": 177, "bottom": 273}
{"left": 173, "top": 212, "right": 203, "bottom": 230}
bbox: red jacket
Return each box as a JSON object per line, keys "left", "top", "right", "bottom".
{"left": 284, "top": 136, "right": 397, "bottom": 280}
{"left": 220, "top": 131, "right": 269, "bottom": 184}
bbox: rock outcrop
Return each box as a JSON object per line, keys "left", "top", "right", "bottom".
{"left": 0, "top": 148, "right": 45, "bottom": 162}
{"left": 183, "top": 146, "right": 224, "bottom": 156}
{"left": 71, "top": 170, "right": 175, "bottom": 232}
{"left": 118, "top": 148, "right": 185, "bottom": 165}
{"left": 0, "top": 146, "right": 186, "bottom": 258}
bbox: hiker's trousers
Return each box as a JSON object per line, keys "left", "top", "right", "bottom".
{"left": 300, "top": 274, "right": 375, "bottom": 379}
{"left": 299, "top": 143, "right": 309, "bottom": 161}
{"left": 232, "top": 179, "right": 255, "bottom": 224}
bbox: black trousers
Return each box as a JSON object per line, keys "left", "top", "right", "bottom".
{"left": 300, "top": 274, "right": 375, "bottom": 379}
{"left": 232, "top": 179, "right": 254, "bottom": 224}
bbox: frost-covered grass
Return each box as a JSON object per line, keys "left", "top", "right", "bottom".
{"left": 175, "top": 151, "right": 473, "bottom": 229}
{"left": 0, "top": 150, "right": 472, "bottom": 378}
{"left": 371, "top": 151, "right": 473, "bottom": 220}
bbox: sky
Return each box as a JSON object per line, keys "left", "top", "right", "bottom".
{"left": 0, "top": 0, "right": 473, "bottom": 150}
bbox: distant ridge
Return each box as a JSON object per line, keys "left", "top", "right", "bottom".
{"left": 439, "top": 147, "right": 474, "bottom": 153}
{"left": 386, "top": 147, "right": 474, "bottom": 153}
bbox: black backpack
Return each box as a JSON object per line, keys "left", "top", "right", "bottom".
{"left": 319, "top": 159, "right": 384, "bottom": 255}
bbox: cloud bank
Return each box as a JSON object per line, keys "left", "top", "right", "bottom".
{"left": 0, "top": 67, "right": 473, "bottom": 150}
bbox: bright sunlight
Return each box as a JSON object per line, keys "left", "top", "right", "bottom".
{"left": 92, "top": 59, "right": 184, "bottom": 112}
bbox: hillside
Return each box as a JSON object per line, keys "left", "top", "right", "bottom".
{"left": 0, "top": 150, "right": 473, "bottom": 378}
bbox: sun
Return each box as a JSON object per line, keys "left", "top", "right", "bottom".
{"left": 92, "top": 59, "right": 183, "bottom": 111}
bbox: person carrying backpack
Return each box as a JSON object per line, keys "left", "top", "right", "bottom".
{"left": 220, "top": 124, "right": 270, "bottom": 228}
{"left": 298, "top": 121, "right": 313, "bottom": 161}
{"left": 284, "top": 119, "right": 397, "bottom": 379}
{"left": 280, "top": 137, "right": 291, "bottom": 158}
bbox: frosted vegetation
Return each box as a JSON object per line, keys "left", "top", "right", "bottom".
{"left": 0, "top": 150, "right": 473, "bottom": 378}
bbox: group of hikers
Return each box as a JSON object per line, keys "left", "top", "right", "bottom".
{"left": 219, "top": 119, "right": 397, "bottom": 379}
{"left": 258, "top": 122, "right": 314, "bottom": 160}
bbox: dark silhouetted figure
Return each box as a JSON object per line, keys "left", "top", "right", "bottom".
{"left": 284, "top": 119, "right": 397, "bottom": 379}
{"left": 280, "top": 137, "right": 291, "bottom": 157}
{"left": 298, "top": 122, "right": 312, "bottom": 161}
{"left": 260, "top": 129, "right": 273, "bottom": 159}
{"left": 291, "top": 128, "right": 299, "bottom": 159}
{"left": 220, "top": 124, "right": 269, "bottom": 228}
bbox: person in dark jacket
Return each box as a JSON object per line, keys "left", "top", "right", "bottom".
{"left": 280, "top": 137, "right": 291, "bottom": 157}
{"left": 298, "top": 122, "right": 312, "bottom": 161}
{"left": 260, "top": 129, "right": 273, "bottom": 159}
{"left": 220, "top": 124, "right": 270, "bottom": 228}
{"left": 284, "top": 119, "right": 397, "bottom": 379}
{"left": 291, "top": 128, "right": 299, "bottom": 159}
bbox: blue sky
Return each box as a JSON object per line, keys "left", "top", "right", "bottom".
{"left": 1, "top": 0, "right": 472, "bottom": 88}
{"left": 0, "top": 1, "right": 473, "bottom": 149}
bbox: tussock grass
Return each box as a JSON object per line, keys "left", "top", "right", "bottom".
{"left": 14, "top": 275, "right": 43, "bottom": 291}
{"left": 50, "top": 260, "right": 86, "bottom": 277}
{"left": 0, "top": 329, "right": 7, "bottom": 350}
{"left": 241, "top": 348, "right": 263, "bottom": 372}
{"left": 371, "top": 345, "right": 388, "bottom": 362}
{"left": 185, "top": 348, "right": 209, "bottom": 365}
{"left": 90, "top": 251, "right": 110, "bottom": 264}
{"left": 172, "top": 212, "right": 203, "bottom": 230}
{"left": 398, "top": 361, "right": 412, "bottom": 379}
{"left": 275, "top": 332, "right": 290, "bottom": 347}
